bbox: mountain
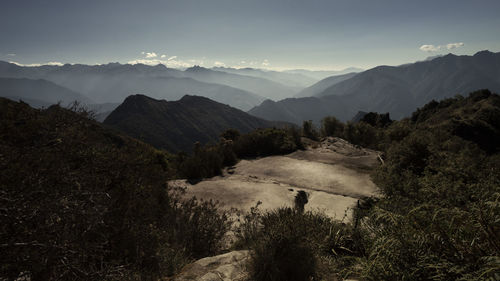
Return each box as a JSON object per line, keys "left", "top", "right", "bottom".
{"left": 0, "top": 61, "right": 266, "bottom": 111}
{"left": 185, "top": 66, "right": 297, "bottom": 100}
{"left": 314, "top": 50, "right": 500, "bottom": 118}
{"left": 248, "top": 96, "right": 353, "bottom": 125}
{"left": 249, "top": 51, "right": 500, "bottom": 123}
{"left": 104, "top": 94, "right": 284, "bottom": 152}
{"left": 294, "top": 72, "right": 358, "bottom": 98}
{"left": 0, "top": 77, "right": 94, "bottom": 106}
{"left": 283, "top": 67, "right": 364, "bottom": 81}
{"left": 212, "top": 67, "right": 317, "bottom": 89}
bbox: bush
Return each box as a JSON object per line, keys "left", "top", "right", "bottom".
{"left": 236, "top": 207, "right": 361, "bottom": 280}
{"left": 0, "top": 100, "right": 230, "bottom": 280}
{"left": 302, "top": 120, "right": 319, "bottom": 140}
{"left": 350, "top": 91, "right": 500, "bottom": 281}
{"left": 321, "top": 116, "right": 345, "bottom": 138}
{"left": 234, "top": 128, "right": 301, "bottom": 158}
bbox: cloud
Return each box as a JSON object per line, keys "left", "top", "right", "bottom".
{"left": 213, "top": 61, "right": 226, "bottom": 67}
{"left": 261, "top": 59, "right": 270, "bottom": 67}
{"left": 420, "top": 42, "right": 464, "bottom": 52}
{"left": 419, "top": 44, "right": 440, "bottom": 52}
{"left": 9, "top": 61, "right": 63, "bottom": 67}
{"left": 127, "top": 56, "right": 203, "bottom": 68}
{"left": 145, "top": 52, "right": 157, "bottom": 58}
{"left": 7, "top": 53, "right": 16, "bottom": 56}
{"left": 160, "top": 54, "right": 166, "bottom": 58}
{"left": 446, "top": 42, "right": 464, "bottom": 49}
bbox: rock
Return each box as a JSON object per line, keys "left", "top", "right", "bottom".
{"left": 173, "top": 250, "right": 250, "bottom": 281}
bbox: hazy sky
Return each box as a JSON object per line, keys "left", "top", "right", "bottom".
{"left": 1, "top": 0, "right": 500, "bottom": 70}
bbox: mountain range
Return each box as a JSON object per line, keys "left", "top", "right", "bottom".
{"left": 249, "top": 50, "right": 500, "bottom": 123}
{"left": 212, "top": 67, "right": 318, "bottom": 90}
{"left": 283, "top": 67, "right": 364, "bottom": 80}
{"left": 294, "top": 72, "right": 358, "bottom": 98}
{"left": 103, "top": 94, "right": 285, "bottom": 152}
{"left": 0, "top": 77, "right": 95, "bottom": 107}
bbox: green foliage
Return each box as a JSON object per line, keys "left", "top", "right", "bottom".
{"left": 0, "top": 99, "right": 229, "bottom": 280}
{"left": 359, "top": 112, "right": 392, "bottom": 128}
{"left": 302, "top": 120, "right": 320, "bottom": 140}
{"left": 234, "top": 127, "right": 302, "bottom": 159}
{"left": 349, "top": 90, "right": 500, "bottom": 281}
{"left": 220, "top": 128, "right": 241, "bottom": 141}
{"left": 236, "top": 206, "right": 362, "bottom": 280}
{"left": 321, "top": 116, "right": 345, "bottom": 138}
{"left": 319, "top": 115, "right": 385, "bottom": 149}
{"left": 176, "top": 127, "right": 302, "bottom": 180}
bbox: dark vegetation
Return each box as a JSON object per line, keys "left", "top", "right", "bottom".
{"left": 2, "top": 89, "right": 499, "bottom": 280}
{"left": 0, "top": 97, "right": 304, "bottom": 280}
{"left": 0, "top": 98, "right": 230, "bottom": 280}
{"left": 176, "top": 126, "right": 303, "bottom": 180}
{"left": 240, "top": 90, "right": 500, "bottom": 280}
{"left": 103, "top": 94, "right": 289, "bottom": 152}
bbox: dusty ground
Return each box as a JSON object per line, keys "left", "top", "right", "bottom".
{"left": 170, "top": 137, "right": 381, "bottom": 220}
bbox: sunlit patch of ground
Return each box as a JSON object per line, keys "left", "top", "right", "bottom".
{"left": 171, "top": 137, "right": 381, "bottom": 220}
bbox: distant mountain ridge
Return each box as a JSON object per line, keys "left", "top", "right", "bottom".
{"left": 294, "top": 72, "right": 358, "bottom": 98}
{"left": 212, "top": 67, "right": 317, "bottom": 89}
{"left": 0, "top": 77, "right": 94, "bottom": 106}
{"left": 0, "top": 61, "right": 298, "bottom": 109}
{"left": 104, "top": 94, "right": 284, "bottom": 152}
{"left": 249, "top": 50, "right": 500, "bottom": 123}
{"left": 283, "top": 67, "right": 364, "bottom": 80}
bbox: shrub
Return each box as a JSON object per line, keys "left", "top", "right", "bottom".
{"left": 0, "top": 100, "right": 230, "bottom": 280}
{"left": 236, "top": 207, "right": 361, "bottom": 281}
{"left": 321, "top": 116, "right": 345, "bottom": 138}
{"left": 302, "top": 120, "right": 319, "bottom": 140}
{"left": 234, "top": 128, "right": 300, "bottom": 158}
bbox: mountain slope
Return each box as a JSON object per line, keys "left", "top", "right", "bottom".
{"left": 315, "top": 50, "right": 500, "bottom": 118}
{"left": 249, "top": 50, "right": 500, "bottom": 123}
{"left": 0, "top": 77, "right": 94, "bottom": 106}
{"left": 248, "top": 96, "right": 353, "bottom": 125}
{"left": 104, "top": 94, "right": 283, "bottom": 152}
{"left": 0, "top": 62, "right": 266, "bottom": 111}
{"left": 185, "top": 66, "right": 297, "bottom": 100}
{"left": 212, "top": 67, "right": 317, "bottom": 89}
{"left": 295, "top": 72, "right": 358, "bottom": 98}
{"left": 283, "top": 68, "right": 364, "bottom": 81}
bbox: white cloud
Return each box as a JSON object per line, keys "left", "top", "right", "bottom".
{"left": 127, "top": 56, "right": 203, "bottom": 68}
{"left": 7, "top": 53, "right": 16, "bottom": 56}
{"left": 261, "top": 59, "right": 270, "bottom": 67}
{"left": 420, "top": 42, "right": 464, "bottom": 52}
{"left": 160, "top": 54, "right": 166, "bottom": 58}
{"left": 145, "top": 52, "right": 157, "bottom": 58}
{"left": 446, "top": 42, "right": 464, "bottom": 49}
{"left": 9, "top": 61, "right": 64, "bottom": 67}
{"left": 213, "top": 61, "right": 226, "bottom": 67}
{"left": 419, "top": 44, "right": 440, "bottom": 52}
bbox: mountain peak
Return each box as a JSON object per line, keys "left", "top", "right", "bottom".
{"left": 474, "top": 50, "right": 493, "bottom": 56}
{"left": 104, "top": 94, "right": 280, "bottom": 152}
{"left": 185, "top": 65, "right": 209, "bottom": 72}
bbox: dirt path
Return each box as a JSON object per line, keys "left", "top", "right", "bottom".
{"left": 171, "top": 137, "right": 381, "bottom": 220}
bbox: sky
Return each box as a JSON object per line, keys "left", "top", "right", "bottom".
{"left": 1, "top": 0, "right": 500, "bottom": 71}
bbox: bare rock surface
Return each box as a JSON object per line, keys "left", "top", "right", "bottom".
{"left": 171, "top": 137, "right": 381, "bottom": 220}
{"left": 172, "top": 250, "right": 250, "bottom": 281}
